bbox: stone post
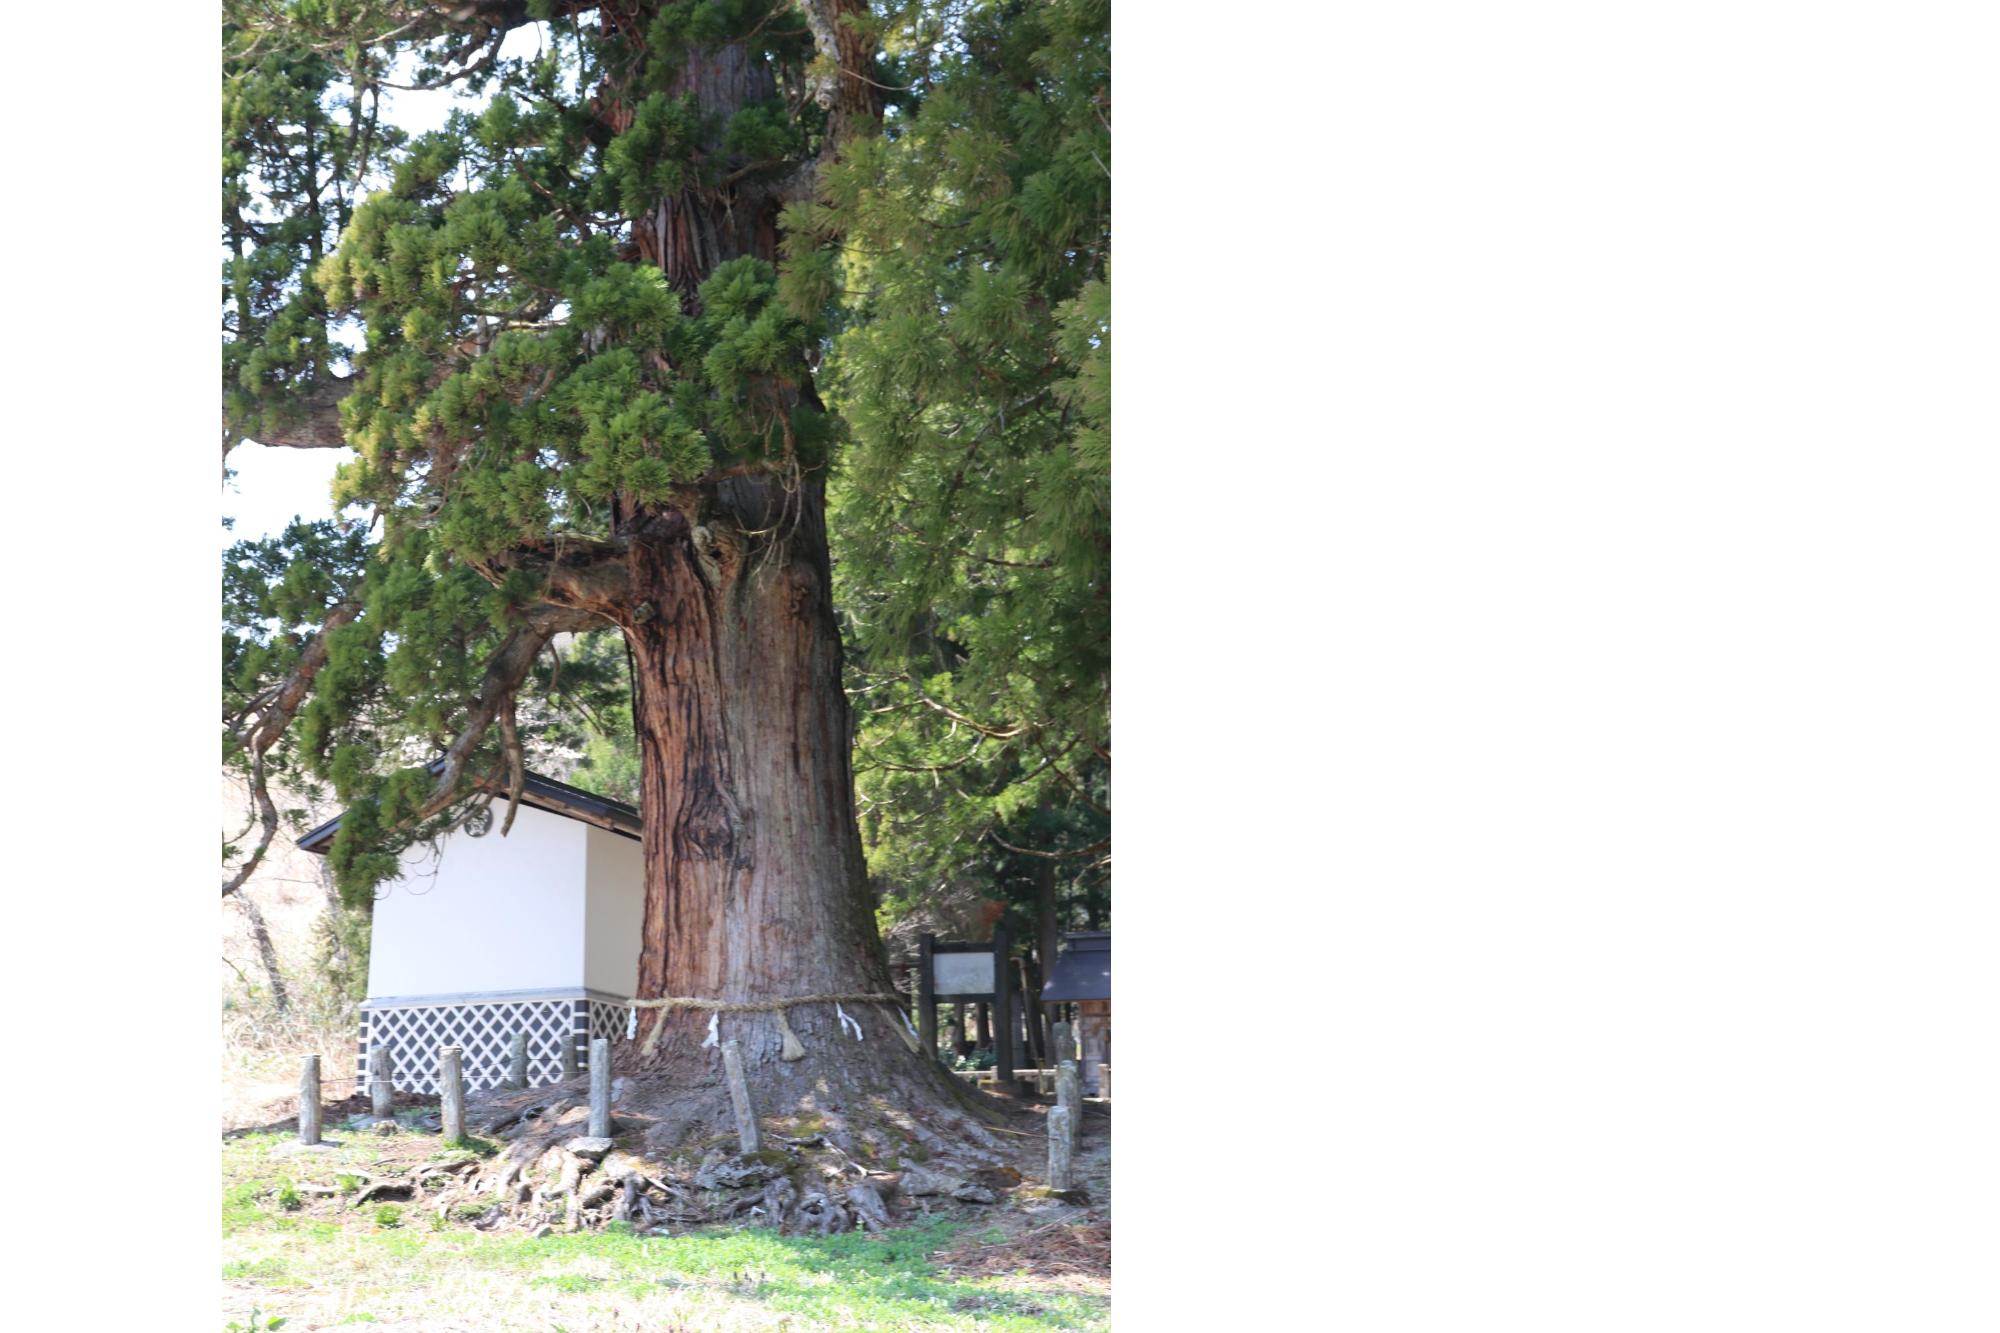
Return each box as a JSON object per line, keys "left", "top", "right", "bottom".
{"left": 1056, "top": 1061, "right": 1081, "bottom": 1151}
{"left": 505, "top": 1031, "right": 529, "bottom": 1090}
{"left": 721, "top": 1039, "right": 761, "bottom": 1154}
{"left": 1047, "top": 1106, "right": 1074, "bottom": 1192}
{"left": 588, "top": 1037, "right": 612, "bottom": 1139}
{"left": 368, "top": 1044, "right": 394, "bottom": 1121}
{"left": 298, "top": 1055, "right": 321, "bottom": 1145}
{"left": 438, "top": 1045, "right": 465, "bottom": 1143}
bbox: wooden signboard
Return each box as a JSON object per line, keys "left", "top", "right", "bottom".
{"left": 917, "top": 929, "right": 1014, "bottom": 1090}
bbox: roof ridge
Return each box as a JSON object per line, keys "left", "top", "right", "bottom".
{"left": 296, "top": 763, "right": 641, "bottom": 853}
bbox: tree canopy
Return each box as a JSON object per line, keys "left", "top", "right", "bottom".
{"left": 222, "top": 0, "right": 1109, "bottom": 958}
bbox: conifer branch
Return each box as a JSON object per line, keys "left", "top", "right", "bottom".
{"left": 411, "top": 604, "right": 612, "bottom": 826}
{"left": 228, "top": 374, "right": 354, "bottom": 452}
{"left": 476, "top": 538, "right": 634, "bottom": 613}
{"left": 1046, "top": 758, "right": 1109, "bottom": 817}
{"left": 871, "top": 676, "right": 1030, "bottom": 739}
{"left": 985, "top": 830, "right": 1111, "bottom": 862}
{"left": 496, "top": 694, "right": 528, "bottom": 836}
{"left": 223, "top": 598, "right": 363, "bottom": 897}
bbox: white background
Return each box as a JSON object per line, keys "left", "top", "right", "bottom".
{"left": 10, "top": 3, "right": 2000, "bottom": 1326}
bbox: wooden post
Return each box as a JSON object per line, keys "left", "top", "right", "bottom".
{"left": 918, "top": 933, "right": 938, "bottom": 1061}
{"left": 720, "top": 1038, "right": 761, "bottom": 1154}
{"left": 368, "top": 1044, "right": 394, "bottom": 1120}
{"left": 991, "top": 926, "right": 1014, "bottom": 1094}
{"left": 974, "top": 1001, "right": 991, "bottom": 1050}
{"left": 438, "top": 1046, "right": 465, "bottom": 1143}
{"left": 588, "top": 1037, "right": 612, "bottom": 1139}
{"left": 298, "top": 1055, "right": 322, "bottom": 1145}
{"left": 505, "top": 1031, "right": 529, "bottom": 1090}
{"left": 1047, "top": 1105, "right": 1074, "bottom": 1192}
{"left": 1056, "top": 1061, "right": 1082, "bottom": 1150}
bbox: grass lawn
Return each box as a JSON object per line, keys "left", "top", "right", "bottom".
{"left": 222, "top": 1131, "right": 1109, "bottom": 1332}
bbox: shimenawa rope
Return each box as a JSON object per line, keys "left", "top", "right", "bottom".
{"left": 628, "top": 992, "right": 911, "bottom": 1057}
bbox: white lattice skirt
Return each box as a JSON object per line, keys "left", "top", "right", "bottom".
{"left": 358, "top": 989, "right": 629, "bottom": 1094}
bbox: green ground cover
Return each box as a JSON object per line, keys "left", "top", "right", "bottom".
{"left": 222, "top": 1132, "right": 1108, "bottom": 1332}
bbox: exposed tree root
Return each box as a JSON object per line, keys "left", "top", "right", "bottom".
{"left": 400, "top": 1043, "right": 1057, "bottom": 1239}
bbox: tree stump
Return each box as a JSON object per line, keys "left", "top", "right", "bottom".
{"left": 439, "top": 1045, "right": 466, "bottom": 1143}
{"left": 298, "top": 1055, "right": 321, "bottom": 1145}
{"left": 588, "top": 1037, "right": 612, "bottom": 1139}
{"left": 369, "top": 1044, "right": 394, "bottom": 1120}
{"left": 720, "top": 1039, "right": 760, "bottom": 1153}
{"left": 1046, "top": 1105, "right": 1074, "bottom": 1192}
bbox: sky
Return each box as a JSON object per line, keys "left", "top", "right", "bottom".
{"left": 221, "top": 441, "right": 352, "bottom": 547}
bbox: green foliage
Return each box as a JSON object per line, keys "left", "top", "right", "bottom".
{"left": 223, "top": 1, "right": 1111, "bottom": 922}
{"left": 311, "top": 892, "right": 371, "bottom": 1002}
{"left": 801, "top": 0, "right": 1113, "bottom": 948}
{"left": 603, "top": 93, "right": 703, "bottom": 213}
{"left": 372, "top": 1203, "right": 404, "bottom": 1229}
{"left": 557, "top": 632, "right": 643, "bottom": 805}
{"left": 219, "top": 1208, "right": 1107, "bottom": 1330}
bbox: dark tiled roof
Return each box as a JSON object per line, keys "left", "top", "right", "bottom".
{"left": 1040, "top": 930, "right": 1110, "bottom": 1002}
{"left": 296, "top": 764, "right": 641, "bottom": 853}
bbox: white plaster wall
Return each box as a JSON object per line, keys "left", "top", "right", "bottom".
{"left": 582, "top": 826, "right": 646, "bottom": 997}
{"left": 366, "top": 803, "right": 588, "bottom": 999}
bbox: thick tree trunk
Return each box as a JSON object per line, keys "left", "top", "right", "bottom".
{"left": 535, "top": 6, "right": 986, "bottom": 1149}
{"left": 601, "top": 474, "right": 983, "bottom": 1141}
{"left": 623, "top": 475, "right": 886, "bottom": 1028}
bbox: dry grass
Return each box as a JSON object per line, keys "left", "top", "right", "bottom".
{"left": 221, "top": 773, "right": 367, "bottom": 1130}
{"left": 935, "top": 1220, "right": 1111, "bottom": 1283}
{"left": 223, "top": 970, "right": 363, "bottom": 1130}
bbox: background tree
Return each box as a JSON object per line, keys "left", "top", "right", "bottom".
{"left": 223, "top": 0, "right": 1107, "bottom": 1143}
{"left": 815, "top": 0, "right": 1110, "bottom": 1021}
